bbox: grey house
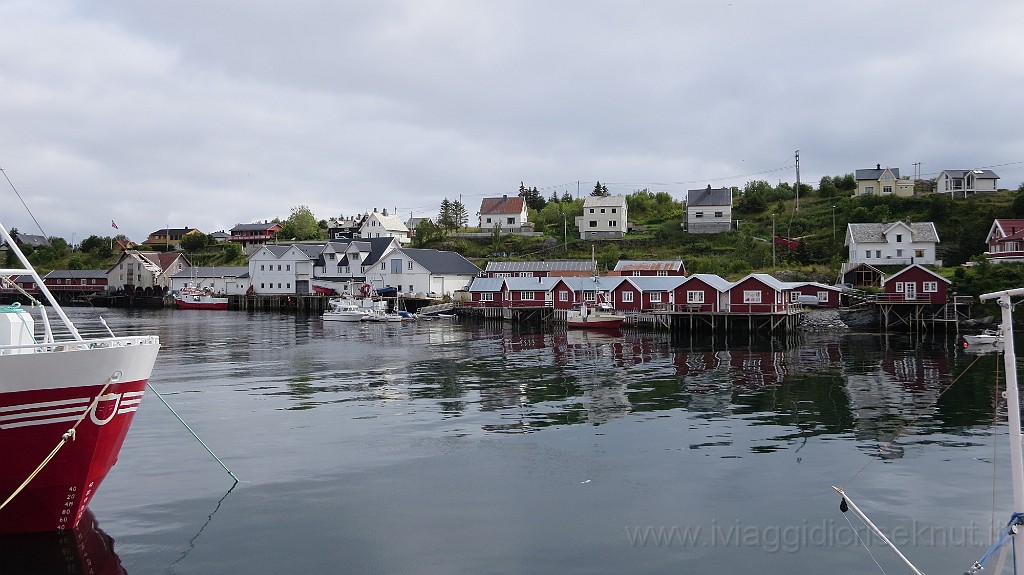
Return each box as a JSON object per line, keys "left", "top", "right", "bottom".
{"left": 686, "top": 186, "right": 733, "bottom": 233}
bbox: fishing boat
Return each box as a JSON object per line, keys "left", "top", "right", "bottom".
{"left": 0, "top": 222, "right": 160, "bottom": 534}
{"left": 173, "top": 285, "right": 228, "bottom": 310}
{"left": 834, "top": 287, "right": 1024, "bottom": 574}
{"left": 321, "top": 298, "right": 369, "bottom": 322}
{"left": 364, "top": 308, "right": 404, "bottom": 322}
{"left": 566, "top": 301, "right": 625, "bottom": 330}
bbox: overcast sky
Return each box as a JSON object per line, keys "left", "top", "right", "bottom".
{"left": 2, "top": 1, "right": 1022, "bottom": 244}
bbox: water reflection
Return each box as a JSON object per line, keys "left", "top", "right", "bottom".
{"left": 0, "top": 510, "right": 126, "bottom": 575}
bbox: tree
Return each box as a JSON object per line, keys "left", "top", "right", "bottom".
{"left": 518, "top": 182, "right": 546, "bottom": 211}
{"left": 280, "top": 205, "right": 323, "bottom": 240}
{"left": 452, "top": 199, "right": 469, "bottom": 229}
{"left": 412, "top": 219, "right": 444, "bottom": 247}
{"left": 437, "top": 198, "right": 459, "bottom": 234}
{"left": 591, "top": 181, "right": 610, "bottom": 197}
{"left": 180, "top": 232, "right": 210, "bottom": 252}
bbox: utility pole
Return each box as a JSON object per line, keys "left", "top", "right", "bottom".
{"left": 772, "top": 214, "right": 776, "bottom": 268}
{"left": 794, "top": 150, "right": 801, "bottom": 211}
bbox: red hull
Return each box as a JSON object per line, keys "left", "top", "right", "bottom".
{"left": 174, "top": 300, "right": 228, "bottom": 310}
{"left": 0, "top": 380, "right": 148, "bottom": 534}
{"left": 0, "top": 509, "right": 127, "bottom": 574}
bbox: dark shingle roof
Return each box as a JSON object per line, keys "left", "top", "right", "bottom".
{"left": 687, "top": 187, "right": 732, "bottom": 207}
{"left": 403, "top": 249, "right": 481, "bottom": 275}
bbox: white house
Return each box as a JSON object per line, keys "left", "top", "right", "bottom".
{"left": 854, "top": 164, "right": 914, "bottom": 197}
{"left": 106, "top": 250, "right": 189, "bottom": 292}
{"left": 845, "top": 221, "right": 941, "bottom": 267}
{"left": 686, "top": 186, "right": 732, "bottom": 233}
{"left": 575, "top": 195, "right": 628, "bottom": 239}
{"left": 314, "top": 237, "right": 400, "bottom": 295}
{"left": 375, "top": 247, "right": 482, "bottom": 296}
{"left": 936, "top": 169, "right": 1000, "bottom": 198}
{"left": 478, "top": 195, "right": 528, "bottom": 231}
{"left": 169, "top": 266, "right": 250, "bottom": 295}
{"left": 248, "top": 243, "right": 324, "bottom": 295}
{"left": 359, "top": 208, "right": 410, "bottom": 244}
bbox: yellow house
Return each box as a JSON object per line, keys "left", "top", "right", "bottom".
{"left": 854, "top": 164, "right": 914, "bottom": 197}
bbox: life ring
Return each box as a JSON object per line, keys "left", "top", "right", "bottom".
{"left": 359, "top": 283, "right": 372, "bottom": 297}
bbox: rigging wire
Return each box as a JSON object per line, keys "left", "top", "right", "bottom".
{"left": 0, "top": 165, "right": 51, "bottom": 244}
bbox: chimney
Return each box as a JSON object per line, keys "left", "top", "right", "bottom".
{"left": 876, "top": 163, "right": 881, "bottom": 170}
{"left": 382, "top": 208, "right": 388, "bottom": 216}
{"left": 502, "top": 194, "right": 507, "bottom": 199}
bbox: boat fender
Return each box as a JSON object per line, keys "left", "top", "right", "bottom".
{"left": 839, "top": 498, "right": 849, "bottom": 513}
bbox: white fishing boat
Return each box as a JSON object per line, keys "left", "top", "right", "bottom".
{"left": 566, "top": 301, "right": 625, "bottom": 330}
{"left": 834, "top": 287, "right": 1024, "bottom": 574}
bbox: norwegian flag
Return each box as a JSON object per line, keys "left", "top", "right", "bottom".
{"left": 111, "top": 220, "right": 119, "bottom": 230}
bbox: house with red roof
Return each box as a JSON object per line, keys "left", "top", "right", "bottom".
{"left": 478, "top": 195, "right": 529, "bottom": 232}
{"left": 984, "top": 218, "right": 1024, "bottom": 263}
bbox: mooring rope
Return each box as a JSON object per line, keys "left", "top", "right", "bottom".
{"left": 0, "top": 378, "right": 113, "bottom": 513}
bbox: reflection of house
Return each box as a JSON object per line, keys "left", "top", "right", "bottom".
{"left": 169, "top": 266, "right": 249, "bottom": 295}
{"left": 612, "top": 260, "right": 686, "bottom": 276}
{"left": 854, "top": 164, "right": 914, "bottom": 197}
{"left": 485, "top": 260, "right": 594, "bottom": 278}
{"left": 107, "top": 250, "right": 189, "bottom": 291}
{"left": 478, "top": 195, "right": 528, "bottom": 231}
{"left": 685, "top": 186, "right": 733, "bottom": 233}
{"left": 984, "top": 218, "right": 1024, "bottom": 263}
{"left": 575, "top": 195, "right": 628, "bottom": 239}
{"left": 936, "top": 169, "right": 999, "bottom": 198}
{"left": 845, "top": 221, "right": 940, "bottom": 267}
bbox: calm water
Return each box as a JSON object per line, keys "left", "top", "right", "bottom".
{"left": 3, "top": 308, "right": 1016, "bottom": 574}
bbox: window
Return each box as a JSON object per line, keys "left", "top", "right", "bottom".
{"left": 583, "top": 291, "right": 596, "bottom": 302}
{"left": 915, "top": 249, "right": 925, "bottom": 258}
{"left": 895, "top": 282, "right": 905, "bottom": 293}
{"left": 883, "top": 186, "right": 893, "bottom": 194}
{"left": 875, "top": 250, "right": 881, "bottom": 258}
{"left": 287, "top": 283, "right": 291, "bottom": 289}
{"left": 687, "top": 291, "right": 704, "bottom": 304}
{"left": 408, "top": 261, "right": 414, "bottom": 271}
{"left": 633, "top": 271, "right": 642, "bottom": 276}
{"left": 481, "top": 292, "right": 494, "bottom": 301}
{"left": 559, "top": 290, "right": 568, "bottom": 302}
{"left": 589, "top": 221, "right": 598, "bottom": 228}
{"left": 329, "top": 253, "right": 335, "bottom": 260}
{"left": 277, "top": 265, "right": 282, "bottom": 271}
{"left": 507, "top": 217, "right": 515, "bottom": 225}
{"left": 715, "top": 211, "right": 723, "bottom": 218}
{"left": 695, "top": 211, "right": 704, "bottom": 218}
{"left": 261, "top": 283, "right": 265, "bottom": 289}
{"left": 865, "top": 186, "right": 874, "bottom": 194}
{"left": 865, "top": 251, "right": 871, "bottom": 258}
{"left": 622, "top": 291, "right": 634, "bottom": 303}
{"left": 286, "top": 265, "right": 291, "bottom": 271}
{"left": 600, "top": 208, "right": 606, "bottom": 214}
{"left": 895, "top": 234, "right": 902, "bottom": 242}
{"left": 521, "top": 291, "right": 535, "bottom": 301}
{"left": 486, "top": 217, "right": 492, "bottom": 224}
{"left": 743, "top": 290, "right": 762, "bottom": 304}
{"left": 611, "top": 208, "right": 617, "bottom": 213}
{"left": 277, "top": 283, "right": 282, "bottom": 288}
{"left": 650, "top": 292, "right": 662, "bottom": 303}
{"left": 896, "top": 249, "right": 903, "bottom": 257}
{"left": 608, "top": 221, "right": 617, "bottom": 227}
{"left": 381, "top": 262, "right": 386, "bottom": 270}
{"left": 589, "top": 208, "right": 595, "bottom": 214}
{"left": 657, "top": 270, "right": 668, "bottom": 276}
{"left": 351, "top": 253, "right": 360, "bottom": 261}
{"left": 260, "top": 265, "right": 265, "bottom": 271}
{"left": 391, "top": 259, "right": 403, "bottom": 274}
{"left": 517, "top": 272, "right": 531, "bottom": 277}
{"left": 790, "top": 292, "right": 800, "bottom": 302}
{"left": 817, "top": 291, "right": 829, "bottom": 303}
{"left": 923, "top": 281, "right": 938, "bottom": 293}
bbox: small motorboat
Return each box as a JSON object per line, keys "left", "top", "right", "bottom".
{"left": 962, "top": 328, "right": 1003, "bottom": 350}
{"left": 322, "top": 299, "right": 370, "bottom": 322}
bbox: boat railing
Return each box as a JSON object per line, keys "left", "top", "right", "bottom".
{"left": 0, "top": 335, "right": 159, "bottom": 356}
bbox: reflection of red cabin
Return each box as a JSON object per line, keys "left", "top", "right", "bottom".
{"left": 727, "top": 274, "right": 792, "bottom": 314}
{"left": 880, "top": 264, "right": 949, "bottom": 305}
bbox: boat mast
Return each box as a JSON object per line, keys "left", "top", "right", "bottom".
{"left": 981, "top": 287, "right": 1024, "bottom": 575}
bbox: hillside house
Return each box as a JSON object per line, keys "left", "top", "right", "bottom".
{"left": 327, "top": 213, "right": 368, "bottom": 240}
{"left": 359, "top": 208, "right": 410, "bottom": 244}
{"left": 575, "top": 195, "right": 629, "bottom": 239}
{"left": 142, "top": 227, "right": 204, "bottom": 250}
{"left": 936, "top": 169, "right": 1000, "bottom": 198}
{"left": 686, "top": 186, "right": 733, "bottom": 233}
{"left": 230, "top": 222, "right": 284, "bottom": 254}
{"left": 845, "top": 221, "right": 940, "bottom": 267}
{"left": 478, "top": 196, "right": 529, "bottom": 232}
{"left": 984, "top": 219, "right": 1024, "bottom": 263}
{"left": 854, "top": 165, "right": 914, "bottom": 197}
